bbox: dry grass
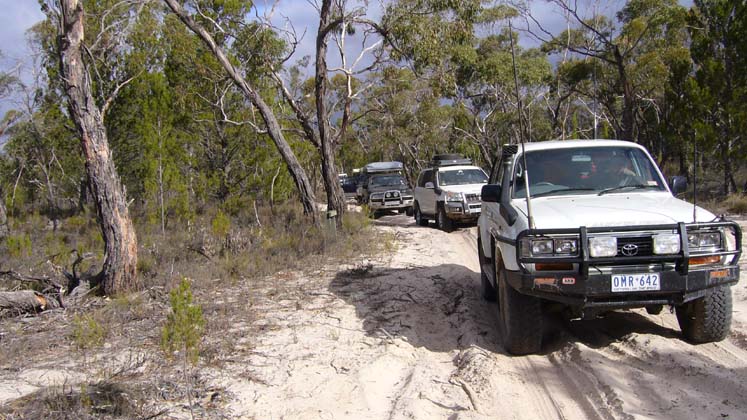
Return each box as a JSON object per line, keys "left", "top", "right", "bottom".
{"left": 0, "top": 203, "right": 382, "bottom": 418}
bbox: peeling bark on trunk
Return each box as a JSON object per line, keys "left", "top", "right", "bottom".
{"left": 163, "top": 0, "right": 319, "bottom": 224}
{"left": 58, "top": 0, "right": 140, "bottom": 295}
{"left": 316, "top": 0, "right": 346, "bottom": 224}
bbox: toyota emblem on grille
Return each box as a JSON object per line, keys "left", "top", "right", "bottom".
{"left": 621, "top": 244, "right": 639, "bottom": 256}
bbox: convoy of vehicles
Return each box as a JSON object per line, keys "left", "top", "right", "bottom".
{"left": 476, "top": 140, "right": 742, "bottom": 354}
{"left": 413, "top": 154, "right": 488, "bottom": 231}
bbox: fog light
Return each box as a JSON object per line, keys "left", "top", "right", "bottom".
{"left": 589, "top": 236, "right": 617, "bottom": 257}
{"left": 653, "top": 233, "right": 680, "bottom": 254}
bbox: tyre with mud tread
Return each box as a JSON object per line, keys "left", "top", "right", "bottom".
{"left": 414, "top": 203, "right": 428, "bottom": 226}
{"left": 478, "top": 239, "right": 496, "bottom": 301}
{"left": 437, "top": 205, "right": 454, "bottom": 232}
{"left": 496, "top": 258, "right": 542, "bottom": 355}
{"left": 676, "top": 285, "right": 732, "bottom": 343}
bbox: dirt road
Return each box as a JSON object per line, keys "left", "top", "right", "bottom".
{"left": 215, "top": 213, "right": 747, "bottom": 419}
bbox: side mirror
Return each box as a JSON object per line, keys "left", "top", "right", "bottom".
{"left": 425, "top": 181, "right": 435, "bottom": 189}
{"left": 482, "top": 184, "right": 501, "bottom": 203}
{"left": 669, "top": 176, "right": 688, "bottom": 195}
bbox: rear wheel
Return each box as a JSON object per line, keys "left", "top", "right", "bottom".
{"left": 496, "top": 258, "right": 543, "bottom": 355}
{"left": 437, "top": 205, "right": 454, "bottom": 232}
{"left": 676, "top": 286, "right": 732, "bottom": 343}
{"left": 414, "top": 203, "right": 428, "bottom": 226}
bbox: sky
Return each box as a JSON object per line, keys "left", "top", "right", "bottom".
{"left": 0, "top": 0, "right": 693, "bottom": 116}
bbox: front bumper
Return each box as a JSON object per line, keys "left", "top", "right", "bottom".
{"left": 369, "top": 193, "right": 414, "bottom": 210}
{"left": 444, "top": 201, "right": 482, "bottom": 220}
{"left": 505, "top": 220, "right": 742, "bottom": 309}
{"left": 505, "top": 265, "right": 739, "bottom": 308}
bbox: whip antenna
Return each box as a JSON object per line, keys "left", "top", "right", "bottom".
{"left": 509, "top": 20, "right": 535, "bottom": 229}
{"left": 692, "top": 129, "right": 698, "bottom": 223}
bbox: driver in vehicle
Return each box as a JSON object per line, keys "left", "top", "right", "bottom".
{"left": 595, "top": 153, "right": 640, "bottom": 187}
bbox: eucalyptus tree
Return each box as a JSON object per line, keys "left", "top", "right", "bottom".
{"left": 531, "top": 0, "right": 688, "bottom": 144}
{"left": 0, "top": 50, "right": 19, "bottom": 236}
{"left": 163, "top": 0, "right": 319, "bottom": 223}
{"left": 45, "top": 0, "right": 142, "bottom": 294}
{"left": 687, "top": 0, "right": 747, "bottom": 194}
{"left": 452, "top": 26, "right": 553, "bottom": 162}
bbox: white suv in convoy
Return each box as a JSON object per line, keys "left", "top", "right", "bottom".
{"left": 478, "top": 140, "right": 742, "bottom": 355}
{"left": 414, "top": 154, "right": 488, "bottom": 231}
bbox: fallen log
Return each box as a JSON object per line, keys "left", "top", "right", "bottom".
{"left": 0, "top": 290, "right": 62, "bottom": 315}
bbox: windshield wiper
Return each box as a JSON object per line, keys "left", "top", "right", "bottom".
{"left": 531, "top": 187, "right": 596, "bottom": 198}
{"left": 597, "top": 184, "right": 654, "bottom": 196}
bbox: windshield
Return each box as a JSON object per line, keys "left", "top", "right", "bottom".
{"left": 513, "top": 146, "right": 666, "bottom": 198}
{"left": 438, "top": 168, "right": 488, "bottom": 186}
{"left": 370, "top": 175, "right": 407, "bottom": 187}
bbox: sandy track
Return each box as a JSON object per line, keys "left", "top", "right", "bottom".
{"left": 216, "top": 213, "right": 747, "bottom": 420}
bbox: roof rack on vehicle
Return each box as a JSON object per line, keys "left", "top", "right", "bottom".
{"left": 362, "top": 161, "right": 404, "bottom": 173}
{"left": 431, "top": 154, "right": 472, "bottom": 167}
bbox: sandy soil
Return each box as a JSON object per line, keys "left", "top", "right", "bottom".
{"left": 206, "top": 214, "right": 747, "bottom": 420}
{"left": 2, "top": 214, "right": 746, "bottom": 419}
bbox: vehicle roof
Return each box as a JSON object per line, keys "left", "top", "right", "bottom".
{"left": 433, "top": 165, "right": 485, "bottom": 172}
{"left": 514, "top": 139, "right": 644, "bottom": 153}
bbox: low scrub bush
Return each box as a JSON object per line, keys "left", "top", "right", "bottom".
{"left": 724, "top": 194, "right": 747, "bottom": 215}
{"left": 161, "top": 278, "right": 205, "bottom": 365}
{"left": 6, "top": 233, "right": 32, "bottom": 258}
{"left": 70, "top": 314, "right": 106, "bottom": 349}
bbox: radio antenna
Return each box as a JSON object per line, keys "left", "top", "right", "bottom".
{"left": 692, "top": 129, "right": 698, "bottom": 223}
{"left": 509, "top": 20, "right": 535, "bottom": 229}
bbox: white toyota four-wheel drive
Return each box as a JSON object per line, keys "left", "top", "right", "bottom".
{"left": 413, "top": 154, "right": 488, "bottom": 232}
{"left": 477, "top": 140, "right": 742, "bottom": 355}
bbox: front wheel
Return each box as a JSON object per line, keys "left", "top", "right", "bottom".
{"left": 676, "top": 286, "right": 732, "bottom": 343}
{"left": 497, "top": 261, "right": 543, "bottom": 355}
{"left": 437, "top": 206, "right": 454, "bottom": 232}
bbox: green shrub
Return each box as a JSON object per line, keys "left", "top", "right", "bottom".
{"left": 211, "top": 210, "right": 231, "bottom": 238}
{"left": 70, "top": 314, "right": 106, "bottom": 349}
{"left": 161, "top": 278, "right": 205, "bottom": 365}
{"left": 6, "top": 234, "right": 32, "bottom": 258}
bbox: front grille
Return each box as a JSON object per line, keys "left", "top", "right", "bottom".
{"left": 466, "top": 194, "right": 481, "bottom": 202}
{"left": 616, "top": 236, "right": 653, "bottom": 257}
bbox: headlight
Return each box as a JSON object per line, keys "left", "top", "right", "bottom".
{"left": 531, "top": 239, "right": 554, "bottom": 255}
{"left": 688, "top": 231, "right": 722, "bottom": 249}
{"left": 554, "top": 239, "right": 578, "bottom": 254}
{"left": 589, "top": 236, "right": 617, "bottom": 257}
{"left": 525, "top": 237, "right": 578, "bottom": 256}
{"left": 653, "top": 233, "right": 681, "bottom": 254}
{"left": 444, "top": 191, "right": 464, "bottom": 202}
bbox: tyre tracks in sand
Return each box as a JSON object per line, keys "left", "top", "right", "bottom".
{"left": 218, "top": 214, "right": 747, "bottom": 420}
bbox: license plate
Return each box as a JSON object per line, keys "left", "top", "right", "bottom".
{"left": 611, "top": 273, "right": 660, "bottom": 292}
{"left": 385, "top": 201, "right": 399, "bottom": 206}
